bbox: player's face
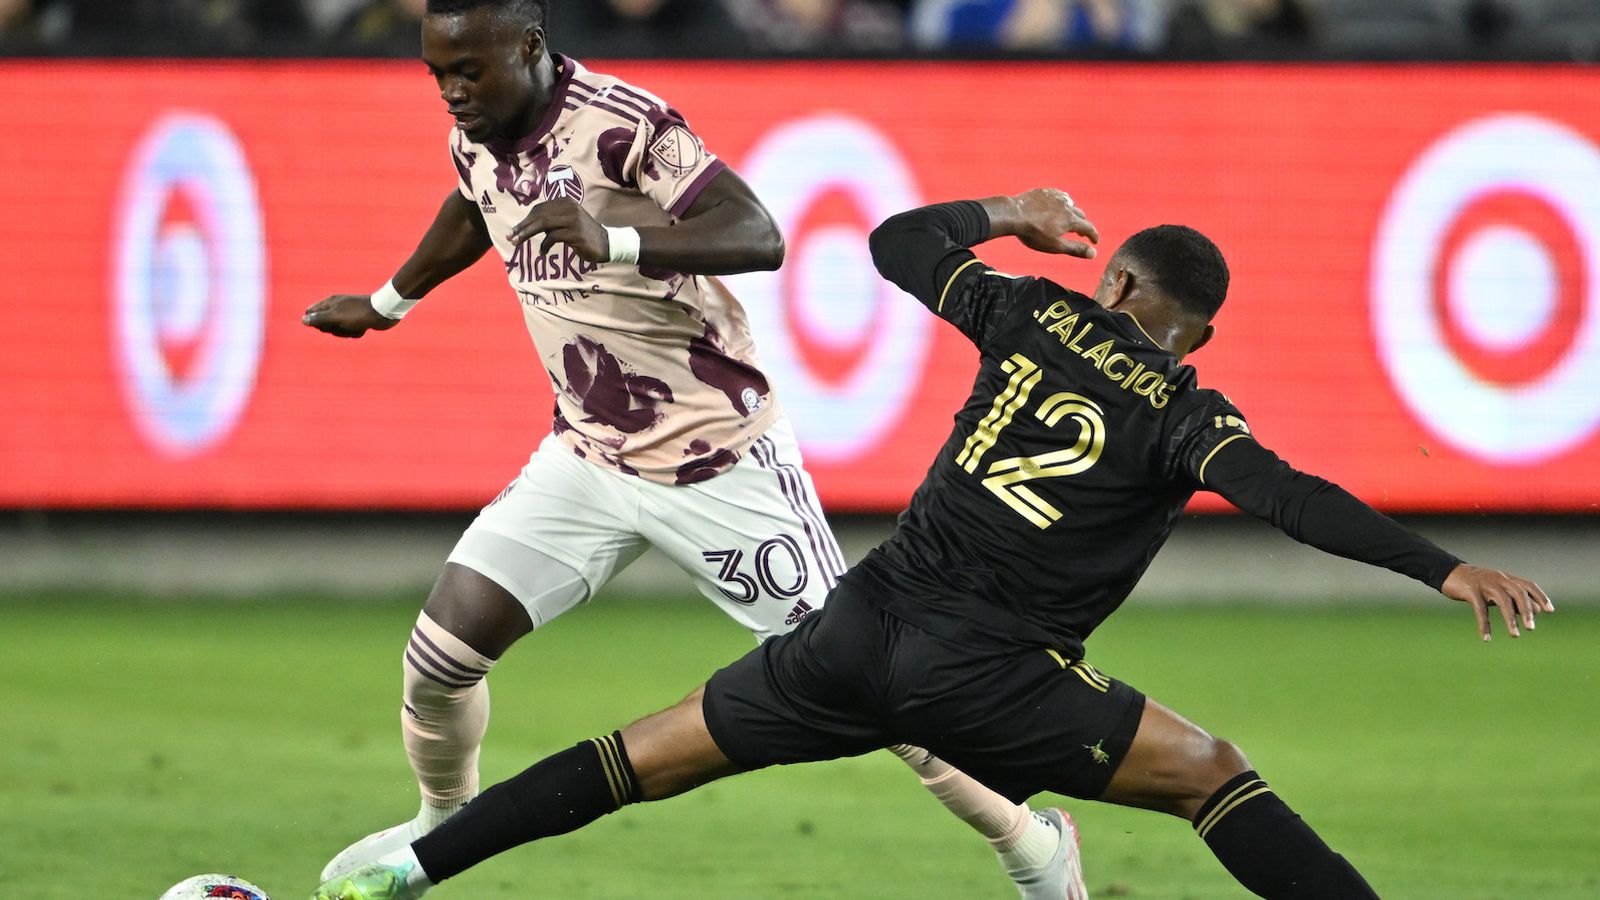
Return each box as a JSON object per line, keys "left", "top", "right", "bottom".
{"left": 421, "top": 10, "right": 545, "bottom": 143}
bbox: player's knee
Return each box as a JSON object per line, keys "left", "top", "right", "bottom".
{"left": 1160, "top": 737, "right": 1252, "bottom": 820}
{"left": 1208, "top": 738, "right": 1251, "bottom": 780}
{"left": 421, "top": 563, "right": 534, "bottom": 659}
{"left": 1172, "top": 737, "right": 1252, "bottom": 818}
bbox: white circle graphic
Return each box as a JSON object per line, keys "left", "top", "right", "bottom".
{"left": 725, "top": 115, "right": 930, "bottom": 463}
{"left": 1371, "top": 114, "right": 1600, "bottom": 464}
{"left": 1447, "top": 226, "right": 1555, "bottom": 351}
{"left": 794, "top": 225, "right": 879, "bottom": 349}
{"left": 113, "top": 113, "right": 266, "bottom": 457}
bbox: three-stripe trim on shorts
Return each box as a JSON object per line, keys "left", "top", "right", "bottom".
{"left": 750, "top": 435, "right": 847, "bottom": 588}
{"left": 1045, "top": 649, "right": 1112, "bottom": 693}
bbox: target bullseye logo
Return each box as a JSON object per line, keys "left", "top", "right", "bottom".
{"left": 1373, "top": 114, "right": 1600, "bottom": 464}
{"left": 727, "top": 114, "right": 930, "bottom": 462}
{"left": 113, "top": 113, "right": 266, "bottom": 457}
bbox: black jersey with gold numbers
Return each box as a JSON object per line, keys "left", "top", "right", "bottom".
{"left": 857, "top": 201, "right": 1459, "bottom": 657}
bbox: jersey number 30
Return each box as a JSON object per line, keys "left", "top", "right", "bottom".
{"left": 955, "top": 353, "right": 1106, "bottom": 529}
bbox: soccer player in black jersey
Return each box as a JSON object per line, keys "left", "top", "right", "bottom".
{"left": 312, "top": 189, "right": 1554, "bottom": 900}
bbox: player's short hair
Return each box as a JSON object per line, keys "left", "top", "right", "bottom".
{"left": 1117, "top": 225, "right": 1229, "bottom": 320}
{"left": 426, "top": 0, "right": 549, "bottom": 29}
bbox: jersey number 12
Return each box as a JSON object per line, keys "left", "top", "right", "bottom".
{"left": 955, "top": 353, "right": 1106, "bottom": 529}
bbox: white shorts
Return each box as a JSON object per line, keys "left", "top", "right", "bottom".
{"left": 446, "top": 415, "right": 847, "bottom": 641}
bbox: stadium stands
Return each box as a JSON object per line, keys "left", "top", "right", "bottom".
{"left": 3, "top": 0, "right": 1599, "bottom": 58}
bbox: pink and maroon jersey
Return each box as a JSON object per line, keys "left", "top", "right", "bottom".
{"left": 449, "top": 55, "right": 777, "bottom": 485}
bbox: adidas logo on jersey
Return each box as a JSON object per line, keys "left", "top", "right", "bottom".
{"left": 784, "top": 599, "right": 815, "bottom": 626}
{"left": 480, "top": 190, "right": 497, "bottom": 213}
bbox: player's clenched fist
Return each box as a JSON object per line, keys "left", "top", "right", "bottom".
{"left": 302, "top": 295, "right": 400, "bottom": 338}
{"left": 1440, "top": 563, "right": 1555, "bottom": 641}
{"left": 509, "top": 198, "right": 610, "bottom": 261}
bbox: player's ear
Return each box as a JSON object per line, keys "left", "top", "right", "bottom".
{"left": 1189, "top": 324, "right": 1215, "bottom": 355}
{"left": 523, "top": 25, "right": 544, "bottom": 62}
{"left": 1101, "top": 266, "right": 1133, "bottom": 310}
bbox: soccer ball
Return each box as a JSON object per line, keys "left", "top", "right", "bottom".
{"left": 159, "top": 874, "right": 271, "bottom": 900}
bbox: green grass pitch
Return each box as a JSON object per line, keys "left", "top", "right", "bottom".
{"left": 2, "top": 592, "right": 1594, "bottom": 899}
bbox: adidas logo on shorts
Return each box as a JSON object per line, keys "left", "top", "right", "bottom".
{"left": 783, "top": 600, "right": 815, "bottom": 626}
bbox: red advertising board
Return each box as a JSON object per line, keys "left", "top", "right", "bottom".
{"left": 2, "top": 61, "right": 1598, "bottom": 511}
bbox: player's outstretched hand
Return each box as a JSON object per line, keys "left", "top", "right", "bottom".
{"left": 1007, "top": 188, "right": 1100, "bottom": 258}
{"left": 1440, "top": 563, "right": 1554, "bottom": 642}
{"left": 302, "top": 295, "right": 400, "bottom": 338}
{"left": 509, "top": 197, "right": 610, "bottom": 261}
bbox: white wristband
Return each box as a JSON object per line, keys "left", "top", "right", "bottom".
{"left": 370, "top": 279, "right": 420, "bottom": 320}
{"left": 604, "top": 226, "right": 641, "bottom": 265}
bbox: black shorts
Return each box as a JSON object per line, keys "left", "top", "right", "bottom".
{"left": 702, "top": 582, "right": 1146, "bottom": 804}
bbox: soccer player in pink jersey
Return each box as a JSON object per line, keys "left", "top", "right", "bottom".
{"left": 302, "top": 1, "right": 1084, "bottom": 895}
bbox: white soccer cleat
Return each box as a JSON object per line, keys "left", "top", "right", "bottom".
{"left": 1012, "top": 808, "right": 1089, "bottom": 900}
{"left": 319, "top": 819, "right": 427, "bottom": 883}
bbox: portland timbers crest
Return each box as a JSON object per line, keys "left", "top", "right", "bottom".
{"left": 544, "top": 164, "right": 585, "bottom": 202}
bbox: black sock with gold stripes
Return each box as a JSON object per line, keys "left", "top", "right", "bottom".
{"left": 1193, "top": 771, "right": 1378, "bottom": 899}
{"left": 412, "top": 732, "right": 639, "bottom": 883}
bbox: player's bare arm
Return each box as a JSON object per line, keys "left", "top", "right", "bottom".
{"left": 1202, "top": 437, "right": 1553, "bottom": 640}
{"left": 506, "top": 167, "right": 784, "bottom": 274}
{"left": 303, "top": 190, "right": 492, "bottom": 338}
